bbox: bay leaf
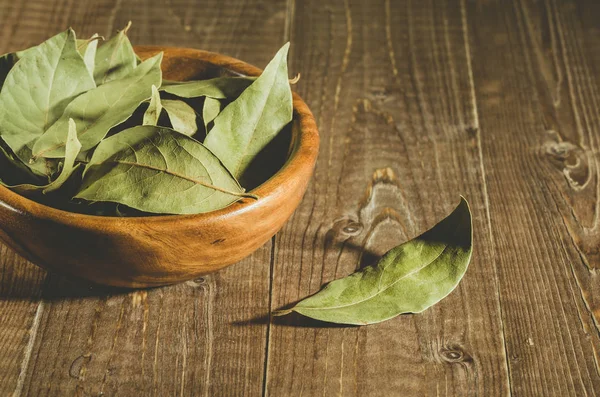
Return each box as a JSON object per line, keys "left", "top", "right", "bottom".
{"left": 0, "top": 52, "right": 18, "bottom": 90}
{"left": 93, "top": 21, "right": 137, "bottom": 85}
{"left": 0, "top": 28, "right": 96, "bottom": 175}
{"left": 77, "top": 34, "right": 100, "bottom": 77}
{"left": 142, "top": 85, "right": 162, "bottom": 126}
{"left": 162, "top": 99, "right": 198, "bottom": 136}
{"left": 161, "top": 76, "right": 254, "bottom": 99}
{"left": 75, "top": 125, "right": 257, "bottom": 215}
{"left": 42, "top": 119, "right": 82, "bottom": 193}
{"left": 5, "top": 119, "right": 81, "bottom": 194}
{"left": 204, "top": 43, "right": 293, "bottom": 178}
{"left": 274, "top": 198, "right": 473, "bottom": 325}
{"left": 0, "top": 41, "right": 41, "bottom": 89}
{"left": 202, "top": 97, "right": 222, "bottom": 129}
{"left": 0, "top": 137, "right": 45, "bottom": 187}
{"left": 32, "top": 52, "right": 163, "bottom": 159}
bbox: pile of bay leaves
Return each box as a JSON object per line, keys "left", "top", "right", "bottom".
{"left": 0, "top": 23, "right": 292, "bottom": 215}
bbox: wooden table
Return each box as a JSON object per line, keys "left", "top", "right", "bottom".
{"left": 1, "top": 0, "right": 599, "bottom": 395}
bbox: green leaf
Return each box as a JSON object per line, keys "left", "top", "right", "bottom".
{"left": 32, "top": 52, "right": 163, "bottom": 159}
{"left": 75, "top": 125, "right": 257, "bottom": 214}
{"left": 0, "top": 52, "right": 18, "bottom": 90}
{"left": 274, "top": 198, "right": 473, "bottom": 325}
{"left": 94, "top": 21, "right": 136, "bottom": 85}
{"left": 161, "top": 76, "right": 254, "bottom": 99}
{"left": 162, "top": 99, "right": 197, "bottom": 136}
{"left": 0, "top": 28, "right": 96, "bottom": 175}
{"left": 77, "top": 34, "right": 100, "bottom": 78}
{"left": 142, "top": 85, "right": 162, "bottom": 126}
{"left": 5, "top": 119, "right": 81, "bottom": 194}
{"left": 0, "top": 137, "right": 45, "bottom": 187}
{"left": 42, "top": 119, "right": 82, "bottom": 193}
{"left": 204, "top": 43, "right": 293, "bottom": 178}
{"left": 203, "top": 97, "right": 222, "bottom": 129}
{"left": 0, "top": 41, "right": 42, "bottom": 89}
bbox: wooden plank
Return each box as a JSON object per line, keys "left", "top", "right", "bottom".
{"left": 265, "top": 0, "right": 510, "bottom": 395}
{"left": 0, "top": 0, "right": 287, "bottom": 395}
{"left": 465, "top": 0, "right": 600, "bottom": 395}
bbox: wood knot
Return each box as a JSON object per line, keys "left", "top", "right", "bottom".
{"left": 186, "top": 277, "right": 206, "bottom": 288}
{"left": 543, "top": 140, "right": 590, "bottom": 189}
{"left": 372, "top": 167, "right": 397, "bottom": 184}
{"left": 69, "top": 353, "right": 92, "bottom": 379}
{"left": 439, "top": 346, "right": 471, "bottom": 364}
{"left": 342, "top": 221, "right": 363, "bottom": 236}
{"left": 465, "top": 127, "right": 478, "bottom": 138}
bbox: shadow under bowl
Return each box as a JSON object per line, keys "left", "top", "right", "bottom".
{"left": 0, "top": 46, "right": 319, "bottom": 288}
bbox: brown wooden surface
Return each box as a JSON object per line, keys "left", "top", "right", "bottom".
{"left": 0, "top": 0, "right": 599, "bottom": 395}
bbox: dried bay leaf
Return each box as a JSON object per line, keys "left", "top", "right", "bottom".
{"left": 161, "top": 76, "right": 254, "bottom": 99}
{"left": 77, "top": 34, "right": 100, "bottom": 77}
{"left": 203, "top": 97, "right": 222, "bottom": 129}
{"left": 274, "top": 198, "right": 473, "bottom": 325}
{"left": 75, "top": 126, "right": 257, "bottom": 215}
{"left": 94, "top": 21, "right": 136, "bottom": 85}
{"left": 143, "top": 87, "right": 197, "bottom": 135}
{"left": 32, "top": 53, "right": 163, "bottom": 159}
{"left": 4, "top": 119, "right": 81, "bottom": 194}
{"left": 0, "top": 28, "right": 96, "bottom": 175}
{"left": 162, "top": 100, "right": 198, "bottom": 136}
{"left": 142, "top": 85, "right": 162, "bottom": 126}
{"left": 0, "top": 52, "right": 18, "bottom": 89}
{"left": 0, "top": 137, "right": 45, "bottom": 187}
{"left": 204, "top": 43, "right": 293, "bottom": 178}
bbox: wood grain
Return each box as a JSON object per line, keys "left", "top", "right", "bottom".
{"left": 465, "top": 0, "right": 600, "bottom": 395}
{"left": 0, "top": 0, "right": 287, "bottom": 395}
{"left": 2, "top": 0, "right": 600, "bottom": 395}
{"left": 266, "top": 0, "right": 509, "bottom": 395}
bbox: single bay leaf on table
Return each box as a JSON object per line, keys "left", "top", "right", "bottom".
{"left": 161, "top": 76, "right": 254, "bottom": 99}
{"left": 274, "top": 198, "right": 473, "bottom": 325}
{"left": 75, "top": 126, "right": 257, "bottom": 215}
{"left": 94, "top": 21, "right": 136, "bottom": 85}
{"left": 162, "top": 100, "right": 198, "bottom": 136}
{"left": 0, "top": 28, "right": 96, "bottom": 176}
{"left": 204, "top": 43, "right": 293, "bottom": 179}
{"left": 3, "top": 119, "right": 81, "bottom": 194}
{"left": 143, "top": 85, "right": 162, "bottom": 126}
{"left": 32, "top": 53, "right": 163, "bottom": 159}
{"left": 203, "top": 97, "right": 222, "bottom": 129}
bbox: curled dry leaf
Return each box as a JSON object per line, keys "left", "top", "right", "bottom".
{"left": 274, "top": 198, "right": 473, "bottom": 325}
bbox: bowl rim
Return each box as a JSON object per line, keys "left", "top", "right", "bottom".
{"left": 0, "top": 46, "right": 319, "bottom": 227}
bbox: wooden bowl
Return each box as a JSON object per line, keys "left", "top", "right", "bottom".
{"left": 0, "top": 46, "right": 319, "bottom": 288}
